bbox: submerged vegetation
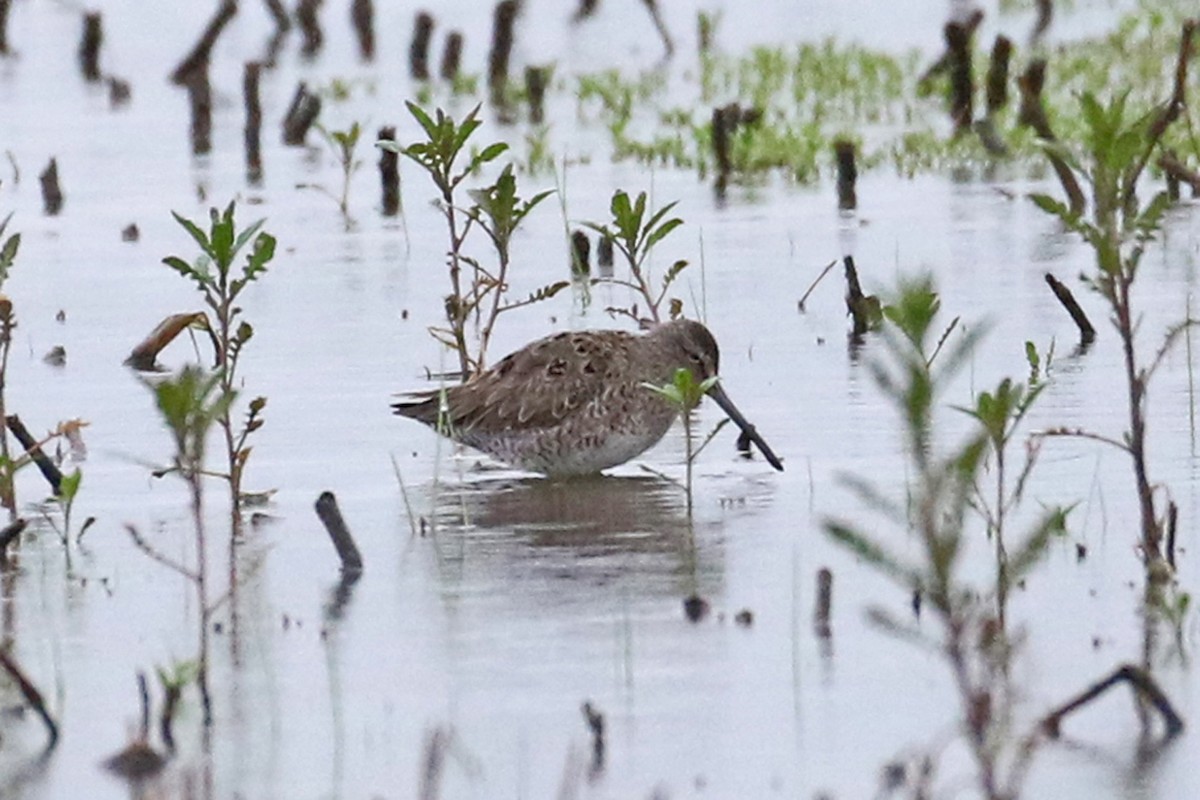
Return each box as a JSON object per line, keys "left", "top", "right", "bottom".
{"left": 570, "top": 3, "right": 1199, "bottom": 186}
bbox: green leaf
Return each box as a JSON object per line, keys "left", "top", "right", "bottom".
{"left": 405, "top": 101, "right": 437, "bottom": 140}
{"left": 644, "top": 217, "right": 683, "bottom": 253}
{"left": 58, "top": 468, "right": 82, "bottom": 503}
{"left": 172, "top": 211, "right": 211, "bottom": 256}
{"left": 475, "top": 141, "right": 509, "bottom": 165}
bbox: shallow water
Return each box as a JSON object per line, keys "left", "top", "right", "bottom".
{"left": 1, "top": 1, "right": 1198, "bottom": 799}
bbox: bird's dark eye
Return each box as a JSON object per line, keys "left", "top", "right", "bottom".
{"left": 689, "top": 353, "right": 703, "bottom": 363}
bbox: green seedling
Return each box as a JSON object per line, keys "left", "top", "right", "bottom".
{"left": 466, "top": 164, "right": 559, "bottom": 370}
{"left": 826, "top": 276, "right": 1069, "bottom": 800}
{"left": 584, "top": 189, "right": 688, "bottom": 323}
{"left": 163, "top": 201, "right": 275, "bottom": 534}
{"left": 643, "top": 367, "right": 729, "bottom": 516}
{"left": 310, "top": 121, "right": 364, "bottom": 221}
{"left": 131, "top": 365, "right": 235, "bottom": 727}
{"left": 379, "top": 102, "right": 507, "bottom": 379}
{"left": 381, "top": 103, "right": 561, "bottom": 376}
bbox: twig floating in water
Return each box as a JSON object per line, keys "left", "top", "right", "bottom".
{"left": 1039, "top": 663, "right": 1185, "bottom": 739}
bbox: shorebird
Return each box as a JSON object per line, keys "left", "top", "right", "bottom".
{"left": 393, "top": 319, "right": 784, "bottom": 477}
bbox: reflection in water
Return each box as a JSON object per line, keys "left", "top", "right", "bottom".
{"left": 429, "top": 473, "right": 726, "bottom": 600}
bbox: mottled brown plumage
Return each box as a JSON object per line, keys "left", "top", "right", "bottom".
{"left": 394, "top": 319, "right": 783, "bottom": 477}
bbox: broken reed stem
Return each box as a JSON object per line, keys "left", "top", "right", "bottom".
{"left": 5, "top": 415, "right": 63, "bottom": 495}
{"left": 843, "top": 256, "right": 873, "bottom": 337}
{"left": 1122, "top": 19, "right": 1196, "bottom": 211}
{"left": 1044, "top": 273, "right": 1096, "bottom": 344}
{"left": 640, "top": 0, "right": 674, "bottom": 57}
{"left": 1165, "top": 501, "right": 1178, "bottom": 570}
{"left": 1040, "top": 664, "right": 1184, "bottom": 739}
{"left": 351, "top": 0, "right": 374, "bottom": 61}
{"left": 570, "top": 229, "right": 591, "bottom": 277}
{"left": 170, "top": 0, "right": 236, "bottom": 85}
{"left": 582, "top": 701, "right": 605, "bottom": 779}
{"left": 244, "top": 62, "right": 263, "bottom": 184}
{"left": 0, "top": 648, "right": 59, "bottom": 749}
{"left": 596, "top": 235, "right": 614, "bottom": 270}
{"left": 314, "top": 491, "right": 364, "bottom": 575}
{"left": 1018, "top": 60, "right": 1086, "bottom": 215}
{"left": 378, "top": 126, "right": 401, "bottom": 217}
{"left": 1031, "top": 0, "right": 1053, "bottom": 44}
{"left": 440, "top": 31, "right": 464, "bottom": 81}
{"left": 488, "top": 0, "right": 520, "bottom": 106}
{"left": 945, "top": 20, "right": 975, "bottom": 135}
{"left": 524, "top": 65, "right": 550, "bottom": 124}
{"left": 159, "top": 680, "right": 181, "bottom": 753}
{"left": 296, "top": 0, "right": 324, "bottom": 57}
{"left": 0, "top": 0, "right": 11, "bottom": 55}
{"left": 124, "top": 312, "right": 214, "bottom": 371}
{"left": 282, "top": 82, "right": 322, "bottom": 146}
{"left": 39, "top": 158, "right": 63, "bottom": 216}
{"left": 79, "top": 11, "right": 103, "bottom": 82}
{"left": 814, "top": 567, "right": 833, "bottom": 638}
{"left": 833, "top": 139, "right": 857, "bottom": 210}
{"left": 0, "top": 517, "right": 25, "bottom": 564}
{"left": 419, "top": 727, "right": 449, "bottom": 800}
{"left": 137, "top": 671, "right": 151, "bottom": 741}
{"left": 985, "top": 36, "right": 1012, "bottom": 115}
{"left": 410, "top": 11, "right": 434, "bottom": 80}
{"left": 185, "top": 69, "right": 214, "bottom": 156}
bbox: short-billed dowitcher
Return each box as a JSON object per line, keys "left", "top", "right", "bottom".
{"left": 393, "top": 319, "right": 784, "bottom": 477}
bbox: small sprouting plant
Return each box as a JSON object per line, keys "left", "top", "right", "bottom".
{"left": 129, "top": 365, "right": 235, "bottom": 727}
{"left": 643, "top": 367, "right": 728, "bottom": 516}
{"left": 380, "top": 103, "right": 559, "bottom": 376}
{"left": 163, "top": 201, "right": 275, "bottom": 534}
{"left": 1030, "top": 90, "right": 1186, "bottom": 573}
{"left": 379, "top": 102, "right": 507, "bottom": 379}
{"left": 584, "top": 190, "right": 688, "bottom": 323}
{"left": 825, "top": 277, "right": 1070, "bottom": 800}
{"left": 309, "top": 120, "right": 364, "bottom": 221}
{"left": 466, "top": 164, "right": 559, "bottom": 370}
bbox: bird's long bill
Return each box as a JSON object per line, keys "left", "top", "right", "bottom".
{"left": 705, "top": 381, "right": 784, "bottom": 471}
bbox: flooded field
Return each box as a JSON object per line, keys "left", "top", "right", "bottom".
{"left": 1, "top": 1, "right": 1198, "bottom": 798}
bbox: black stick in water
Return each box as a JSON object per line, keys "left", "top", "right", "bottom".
{"left": 1044, "top": 273, "right": 1095, "bottom": 345}
{"left": 244, "top": 62, "right": 263, "bottom": 184}
{"left": 570, "top": 230, "right": 590, "bottom": 277}
{"left": 945, "top": 19, "right": 975, "bottom": 135}
{"left": 296, "top": 0, "right": 324, "bottom": 58}
{"left": 410, "top": 11, "right": 434, "bottom": 80}
{"left": 315, "top": 491, "right": 364, "bottom": 575}
{"left": 351, "top": 0, "right": 374, "bottom": 61}
{"left": 40, "top": 158, "right": 64, "bottom": 216}
{"left": 0, "top": 0, "right": 12, "bottom": 55}
{"left": 79, "top": 11, "right": 103, "bottom": 82}
{"left": 6, "top": 415, "right": 63, "bottom": 495}
{"left": 170, "top": 0, "right": 236, "bottom": 85}
{"left": 488, "top": 1, "right": 520, "bottom": 107}
{"left": 440, "top": 31, "right": 463, "bottom": 81}
{"left": 282, "top": 82, "right": 321, "bottom": 146}
{"left": 524, "top": 65, "right": 550, "bottom": 124}
{"left": 834, "top": 139, "right": 857, "bottom": 210}
{"left": 184, "top": 69, "right": 213, "bottom": 156}
{"left": 378, "top": 126, "right": 400, "bottom": 216}
{"left": 985, "top": 36, "right": 1012, "bottom": 116}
